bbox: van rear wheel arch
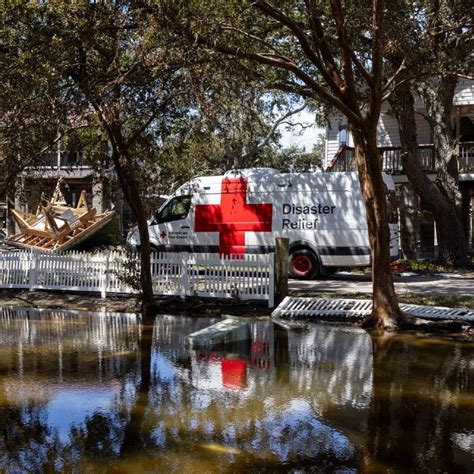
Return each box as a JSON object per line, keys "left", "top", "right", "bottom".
{"left": 288, "top": 245, "right": 321, "bottom": 280}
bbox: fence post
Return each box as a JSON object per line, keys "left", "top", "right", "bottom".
{"left": 268, "top": 254, "right": 275, "bottom": 309}
{"left": 180, "top": 252, "right": 189, "bottom": 300}
{"left": 101, "top": 250, "right": 110, "bottom": 299}
{"left": 273, "top": 237, "right": 289, "bottom": 308}
{"left": 29, "top": 249, "right": 39, "bottom": 292}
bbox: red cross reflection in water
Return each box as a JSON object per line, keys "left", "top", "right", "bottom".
{"left": 195, "top": 177, "right": 273, "bottom": 254}
{"left": 221, "top": 359, "right": 247, "bottom": 390}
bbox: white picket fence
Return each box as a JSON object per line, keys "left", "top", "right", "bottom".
{"left": 0, "top": 249, "right": 275, "bottom": 307}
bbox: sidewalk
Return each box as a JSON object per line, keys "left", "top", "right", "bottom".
{"left": 289, "top": 272, "right": 474, "bottom": 297}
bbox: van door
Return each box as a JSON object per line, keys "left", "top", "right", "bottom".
{"left": 151, "top": 194, "right": 193, "bottom": 250}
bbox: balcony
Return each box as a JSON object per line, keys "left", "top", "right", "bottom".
{"left": 327, "top": 142, "right": 474, "bottom": 174}
{"left": 34, "top": 151, "right": 91, "bottom": 169}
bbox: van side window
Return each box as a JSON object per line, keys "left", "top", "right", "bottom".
{"left": 156, "top": 195, "right": 191, "bottom": 223}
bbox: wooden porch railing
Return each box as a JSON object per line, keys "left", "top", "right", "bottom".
{"left": 327, "top": 142, "right": 474, "bottom": 174}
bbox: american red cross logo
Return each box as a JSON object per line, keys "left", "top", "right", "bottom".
{"left": 195, "top": 177, "right": 272, "bottom": 254}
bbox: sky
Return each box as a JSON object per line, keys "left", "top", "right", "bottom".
{"left": 278, "top": 109, "right": 325, "bottom": 151}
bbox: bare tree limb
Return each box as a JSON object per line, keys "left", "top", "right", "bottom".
{"left": 165, "top": 19, "right": 363, "bottom": 125}
{"left": 255, "top": 0, "right": 344, "bottom": 97}
{"left": 257, "top": 104, "right": 307, "bottom": 149}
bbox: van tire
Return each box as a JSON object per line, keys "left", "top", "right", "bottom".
{"left": 289, "top": 249, "right": 319, "bottom": 279}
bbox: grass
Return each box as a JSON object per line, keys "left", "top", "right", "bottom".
{"left": 289, "top": 290, "right": 474, "bottom": 309}
{"left": 339, "top": 256, "right": 474, "bottom": 275}
{"left": 394, "top": 258, "right": 474, "bottom": 275}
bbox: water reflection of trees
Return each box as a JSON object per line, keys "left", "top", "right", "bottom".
{"left": 364, "top": 333, "right": 474, "bottom": 473}
{"left": 0, "top": 309, "right": 472, "bottom": 471}
{"left": 0, "top": 370, "right": 64, "bottom": 472}
{"left": 0, "top": 307, "right": 140, "bottom": 381}
{"left": 0, "top": 307, "right": 141, "bottom": 471}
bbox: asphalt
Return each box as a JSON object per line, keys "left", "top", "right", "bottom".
{"left": 289, "top": 272, "right": 474, "bottom": 296}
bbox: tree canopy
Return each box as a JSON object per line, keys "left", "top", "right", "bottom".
{"left": 2, "top": 0, "right": 471, "bottom": 326}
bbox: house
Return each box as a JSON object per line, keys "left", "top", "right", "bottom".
{"left": 2, "top": 146, "right": 167, "bottom": 244}
{"left": 4, "top": 148, "right": 133, "bottom": 242}
{"left": 324, "top": 79, "right": 474, "bottom": 258}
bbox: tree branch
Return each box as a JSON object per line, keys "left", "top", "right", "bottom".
{"left": 258, "top": 104, "right": 307, "bottom": 149}
{"left": 219, "top": 24, "right": 291, "bottom": 61}
{"left": 255, "top": 0, "right": 344, "bottom": 96}
{"left": 165, "top": 18, "right": 363, "bottom": 125}
{"left": 329, "top": 0, "right": 357, "bottom": 91}
{"left": 371, "top": 0, "right": 384, "bottom": 88}
{"left": 303, "top": 0, "right": 346, "bottom": 88}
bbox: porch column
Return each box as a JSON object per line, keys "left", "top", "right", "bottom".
{"left": 13, "top": 177, "right": 27, "bottom": 234}
{"left": 470, "top": 193, "right": 474, "bottom": 251}
{"left": 92, "top": 178, "right": 104, "bottom": 213}
{"left": 455, "top": 106, "right": 461, "bottom": 154}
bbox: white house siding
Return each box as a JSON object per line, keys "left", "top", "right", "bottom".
{"left": 324, "top": 115, "right": 343, "bottom": 169}
{"left": 325, "top": 111, "right": 432, "bottom": 165}
{"left": 324, "top": 80, "right": 473, "bottom": 167}
{"left": 361, "top": 101, "right": 434, "bottom": 148}
{"left": 377, "top": 113, "right": 399, "bottom": 147}
{"left": 454, "top": 79, "right": 474, "bottom": 106}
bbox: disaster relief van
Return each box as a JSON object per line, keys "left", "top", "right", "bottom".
{"left": 127, "top": 169, "right": 399, "bottom": 279}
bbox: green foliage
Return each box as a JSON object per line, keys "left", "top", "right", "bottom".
{"left": 1, "top": 2, "right": 67, "bottom": 190}
{"left": 395, "top": 258, "right": 474, "bottom": 274}
{"left": 1, "top": 0, "right": 322, "bottom": 205}
{"left": 262, "top": 135, "right": 325, "bottom": 173}
{"left": 115, "top": 249, "right": 142, "bottom": 293}
{"left": 73, "top": 216, "right": 121, "bottom": 251}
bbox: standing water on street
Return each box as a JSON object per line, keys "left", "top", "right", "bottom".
{"left": 0, "top": 307, "right": 472, "bottom": 472}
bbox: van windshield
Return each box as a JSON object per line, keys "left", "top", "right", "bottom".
{"left": 156, "top": 195, "right": 191, "bottom": 223}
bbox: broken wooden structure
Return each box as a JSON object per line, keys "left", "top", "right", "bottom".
{"left": 5, "top": 178, "right": 115, "bottom": 252}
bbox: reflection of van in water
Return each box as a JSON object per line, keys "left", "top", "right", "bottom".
{"left": 127, "top": 169, "right": 399, "bottom": 279}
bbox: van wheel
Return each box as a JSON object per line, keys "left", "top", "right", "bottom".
{"left": 289, "top": 249, "right": 319, "bottom": 279}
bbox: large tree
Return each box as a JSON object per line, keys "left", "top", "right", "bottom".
{"left": 156, "top": 0, "right": 418, "bottom": 327}
{"left": 2, "top": 1, "right": 195, "bottom": 318}
{"left": 387, "top": 0, "right": 472, "bottom": 267}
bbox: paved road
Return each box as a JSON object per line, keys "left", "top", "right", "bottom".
{"left": 289, "top": 272, "right": 474, "bottom": 296}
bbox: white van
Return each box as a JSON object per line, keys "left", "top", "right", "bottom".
{"left": 127, "top": 169, "right": 399, "bottom": 279}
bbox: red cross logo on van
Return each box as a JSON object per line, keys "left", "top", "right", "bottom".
{"left": 195, "top": 177, "right": 272, "bottom": 254}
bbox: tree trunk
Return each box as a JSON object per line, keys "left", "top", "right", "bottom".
{"left": 390, "top": 81, "right": 467, "bottom": 267}
{"left": 350, "top": 125, "right": 408, "bottom": 328}
{"left": 120, "top": 322, "right": 153, "bottom": 456}
{"left": 114, "top": 157, "right": 156, "bottom": 319}
{"left": 417, "top": 76, "right": 468, "bottom": 266}
{"left": 109, "top": 126, "right": 157, "bottom": 320}
{"left": 363, "top": 332, "right": 466, "bottom": 472}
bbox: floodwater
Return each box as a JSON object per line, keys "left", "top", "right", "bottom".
{"left": 0, "top": 308, "right": 472, "bottom": 473}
